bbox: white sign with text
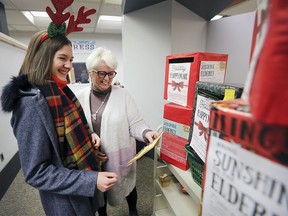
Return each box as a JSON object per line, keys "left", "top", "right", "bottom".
{"left": 72, "top": 40, "right": 96, "bottom": 53}
{"left": 202, "top": 136, "right": 288, "bottom": 216}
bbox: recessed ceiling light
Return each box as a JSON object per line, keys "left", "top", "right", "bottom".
{"left": 99, "top": 15, "right": 122, "bottom": 22}
{"left": 22, "top": 10, "right": 49, "bottom": 24}
{"left": 30, "top": 11, "right": 49, "bottom": 18}
{"left": 22, "top": 11, "right": 35, "bottom": 24}
{"left": 210, "top": 15, "right": 223, "bottom": 21}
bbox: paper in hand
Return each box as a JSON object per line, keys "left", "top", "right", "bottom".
{"left": 127, "top": 132, "right": 163, "bottom": 166}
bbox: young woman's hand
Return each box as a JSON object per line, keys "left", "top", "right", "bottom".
{"left": 93, "top": 149, "right": 109, "bottom": 162}
{"left": 91, "top": 133, "right": 101, "bottom": 149}
{"left": 97, "top": 172, "right": 118, "bottom": 192}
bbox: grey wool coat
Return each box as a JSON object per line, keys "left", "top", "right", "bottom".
{"left": 1, "top": 75, "right": 101, "bottom": 216}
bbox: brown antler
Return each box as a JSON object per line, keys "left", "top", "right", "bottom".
{"left": 66, "top": 6, "right": 96, "bottom": 35}
{"left": 46, "top": 0, "right": 74, "bottom": 27}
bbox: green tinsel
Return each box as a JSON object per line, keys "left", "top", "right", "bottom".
{"left": 47, "top": 22, "right": 67, "bottom": 38}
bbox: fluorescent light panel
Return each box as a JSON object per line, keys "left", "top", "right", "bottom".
{"left": 99, "top": 15, "right": 122, "bottom": 22}
{"left": 211, "top": 15, "right": 223, "bottom": 21}
{"left": 30, "top": 11, "right": 49, "bottom": 18}
{"left": 22, "top": 10, "right": 50, "bottom": 25}
{"left": 22, "top": 11, "right": 34, "bottom": 24}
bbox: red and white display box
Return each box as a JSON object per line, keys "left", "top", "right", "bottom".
{"left": 189, "top": 82, "right": 243, "bottom": 163}
{"left": 160, "top": 103, "right": 192, "bottom": 170}
{"left": 163, "top": 52, "right": 228, "bottom": 107}
{"left": 201, "top": 99, "right": 288, "bottom": 216}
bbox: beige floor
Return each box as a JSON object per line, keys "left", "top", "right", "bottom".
{"left": 0, "top": 156, "right": 154, "bottom": 216}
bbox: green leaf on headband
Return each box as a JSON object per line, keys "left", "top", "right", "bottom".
{"left": 47, "top": 22, "right": 67, "bottom": 38}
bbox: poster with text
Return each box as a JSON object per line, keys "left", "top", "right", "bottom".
{"left": 167, "top": 62, "right": 191, "bottom": 106}
{"left": 199, "top": 61, "right": 226, "bottom": 83}
{"left": 202, "top": 136, "right": 288, "bottom": 216}
{"left": 190, "top": 94, "right": 215, "bottom": 162}
{"left": 72, "top": 40, "right": 96, "bottom": 54}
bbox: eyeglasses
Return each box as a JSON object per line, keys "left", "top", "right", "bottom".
{"left": 92, "top": 70, "right": 117, "bottom": 79}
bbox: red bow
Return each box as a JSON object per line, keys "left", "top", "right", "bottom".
{"left": 195, "top": 121, "right": 208, "bottom": 141}
{"left": 171, "top": 81, "right": 184, "bottom": 92}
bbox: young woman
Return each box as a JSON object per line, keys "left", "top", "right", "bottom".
{"left": 1, "top": 31, "right": 117, "bottom": 215}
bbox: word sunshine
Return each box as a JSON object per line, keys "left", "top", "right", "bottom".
{"left": 210, "top": 147, "right": 287, "bottom": 216}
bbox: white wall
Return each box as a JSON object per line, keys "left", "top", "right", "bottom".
{"left": 171, "top": 1, "right": 207, "bottom": 54}
{"left": 206, "top": 12, "right": 255, "bottom": 85}
{"left": 0, "top": 38, "right": 26, "bottom": 172}
{"left": 122, "top": 1, "right": 172, "bottom": 130}
{"left": 122, "top": 0, "right": 208, "bottom": 130}
{"left": 10, "top": 32, "right": 124, "bottom": 85}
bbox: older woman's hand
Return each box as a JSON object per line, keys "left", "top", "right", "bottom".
{"left": 144, "top": 130, "right": 159, "bottom": 143}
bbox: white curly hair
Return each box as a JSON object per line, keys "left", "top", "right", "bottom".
{"left": 86, "top": 47, "right": 118, "bottom": 71}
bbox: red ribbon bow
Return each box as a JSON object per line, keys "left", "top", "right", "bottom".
{"left": 195, "top": 121, "right": 208, "bottom": 141}
{"left": 171, "top": 81, "right": 184, "bottom": 92}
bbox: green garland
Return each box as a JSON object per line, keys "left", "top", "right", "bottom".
{"left": 47, "top": 22, "right": 67, "bottom": 38}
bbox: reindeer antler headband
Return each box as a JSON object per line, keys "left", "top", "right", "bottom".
{"left": 39, "top": 0, "right": 96, "bottom": 44}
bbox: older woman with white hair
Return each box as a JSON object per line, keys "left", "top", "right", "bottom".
{"left": 75, "top": 47, "right": 159, "bottom": 216}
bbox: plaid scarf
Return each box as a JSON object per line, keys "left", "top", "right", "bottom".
{"left": 38, "top": 81, "right": 98, "bottom": 170}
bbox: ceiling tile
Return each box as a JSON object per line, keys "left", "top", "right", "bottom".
{"left": 9, "top": 0, "right": 53, "bottom": 11}
{"left": 77, "top": 0, "right": 102, "bottom": 3}
{"left": 10, "top": 24, "right": 38, "bottom": 31}
{"left": 105, "top": 0, "right": 123, "bottom": 5}
{"left": 1, "top": 0, "right": 15, "bottom": 10}
{"left": 71, "top": 1, "right": 100, "bottom": 14}
{"left": 80, "top": 27, "right": 95, "bottom": 33}
{"left": 100, "top": 3, "right": 122, "bottom": 15}
{"left": 5, "top": 10, "right": 31, "bottom": 25}
{"left": 34, "top": 17, "right": 51, "bottom": 27}
{"left": 220, "top": 0, "right": 257, "bottom": 16}
{"left": 95, "top": 28, "right": 121, "bottom": 34}
{"left": 8, "top": 25, "right": 15, "bottom": 31}
{"left": 37, "top": 26, "right": 47, "bottom": 31}
{"left": 97, "top": 19, "right": 122, "bottom": 30}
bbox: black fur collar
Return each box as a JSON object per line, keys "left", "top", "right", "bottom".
{"left": 1, "top": 74, "right": 33, "bottom": 112}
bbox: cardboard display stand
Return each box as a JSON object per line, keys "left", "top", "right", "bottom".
{"left": 163, "top": 52, "right": 228, "bottom": 107}
{"left": 160, "top": 103, "right": 192, "bottom": 170}
{"left": 189, "top": 81, "right": 243, "bottom": 162}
